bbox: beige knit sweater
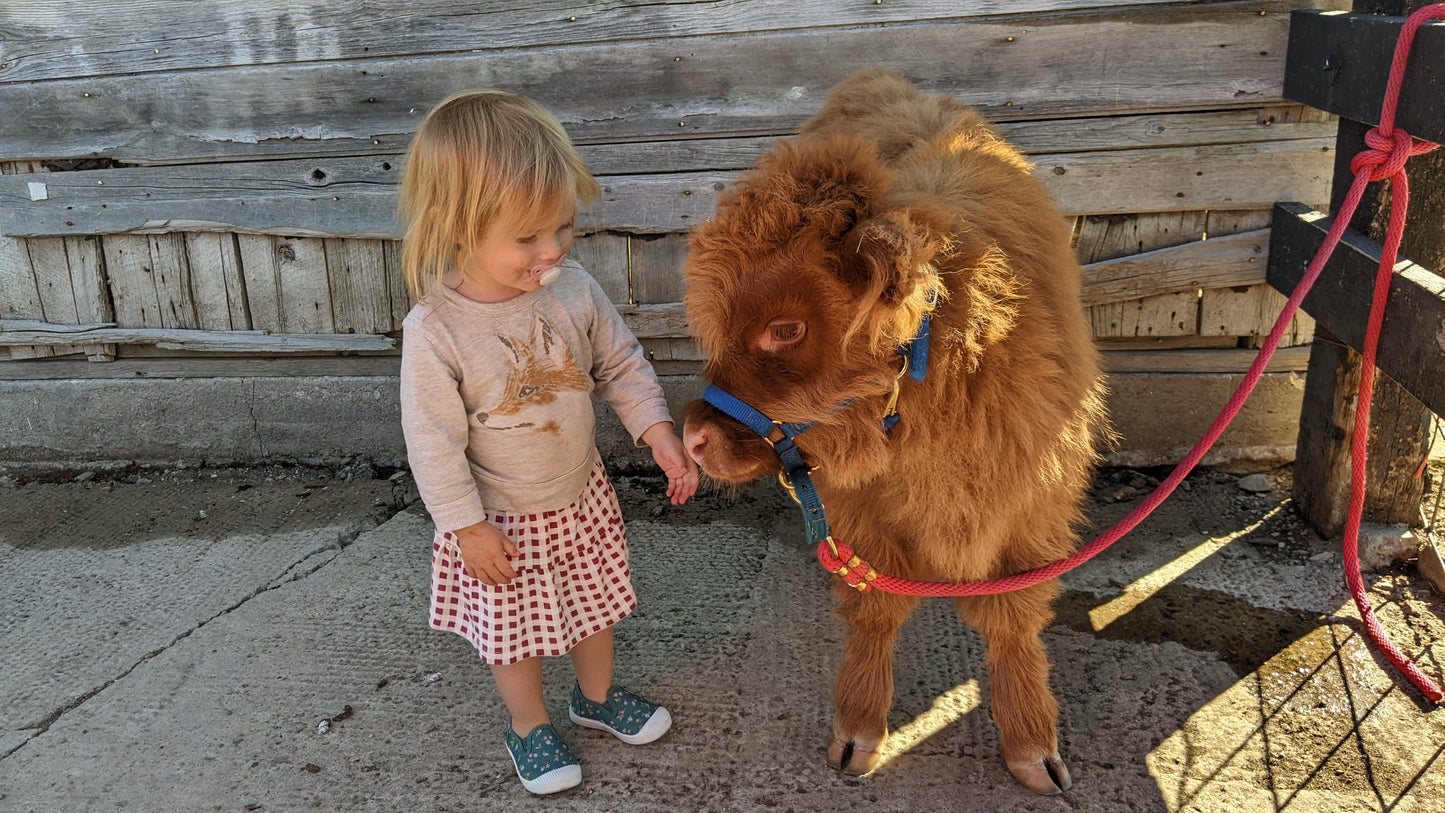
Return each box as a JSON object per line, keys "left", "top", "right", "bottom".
{"left": 400, "top": 260, "right": 672, "bottom": 530}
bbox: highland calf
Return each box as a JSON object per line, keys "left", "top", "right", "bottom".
{"left": 681, "top": 69, "right": 1108, "bottom": 794}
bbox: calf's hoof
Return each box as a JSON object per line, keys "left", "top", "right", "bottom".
{"left": 827, "top": 734, "right": 882, "bottom": 776}
{"left": 1007, "top": 753, "right": 1072, "bottom": 795}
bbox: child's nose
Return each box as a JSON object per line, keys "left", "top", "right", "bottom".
{"left": 542, "top": 232, "right": 569, "bottom": 259}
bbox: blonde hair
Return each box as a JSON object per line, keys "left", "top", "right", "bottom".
{"left": 397, "top": 90, "right": 601, "bottom": 302}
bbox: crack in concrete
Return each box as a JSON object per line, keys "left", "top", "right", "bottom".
{"left": 0, "top": 511, "right": 403, "bottom": 763}
{"left": 246, "top": 378, "right": 267, "bottom": 457}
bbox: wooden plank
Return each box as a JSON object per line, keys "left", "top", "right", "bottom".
{"left": 0, "top": 300, "right": 682, "bottom": 347}
{"left": 0, "top": 0, "right": 1210, "bottom": 83}
{"left": 0, "top": 140, "right": 1336, "bottom": 238}
{"left": 614, "top": 304, "right": 691, "bottom": 340}
{"left": 237, "top": 233, "right": 282, "bottom": 331}
{"left": 640, "top": 337, "right": 707, "bottom": 365}
{"left": 23, "top": 237, "right": 79, "bottom": 322}
{"left": 1284, "top": 9, "right": 1445, "bottom": 144}
{"left": 0, "top": 320, "right": 395, "bottom": 352}
{"left": 1075, "top": 211, "right": 1210, "bottom": 263}
{"left": 1000, "top": 107, "right": 1336, "bottom": 155}
{"left": 1198, "top": 283, "right": 1315, "bottom": 345}
{"left": 100, "top": 234, "right": 162, "bottom": 327}
{"left": 382, "top": 239, "right": 409, "bottom": 331}
{"left": 630, "top": 234, "right": 690, "bottom": 305}
{"left": 184, "top": 232, "right": 249, "bottom": 330}
{"left": 64, "top": 236, "right": 112, "bottom": 323}
{"left": 148, "top": 232, "right": 198, "bottom": 329}
{"left": 1095, "top": 336, "right": 1239, "bottom": 351}
{"left": 578, "top": 109, "right": 1335, "bottom": 173}
{"left": 1089, "top": 293, "right": 1198, "bottom": 339}
{"left": 19, "top": 236, "right": 89, "bottom": 357}
{"left": 0, "top": 356, "right": 404, "bottom": 380}
{"left": 276, "top": 237, "right": 334, "bottom": 333}
{"left": 0, "top": 1, "right": 1344, "bottom": 163}
{"left": 1081, "top": 229, "right": 1269, "bottom": 306}
{"left": 1207, "top": 209, "right": 1275, "bottom": 237}
{"left": 62, "top": 235, "right": 117, "bottom": 359}
{"left": 570, "top": 232, "right": 630, "bottom": 304}
{"left": 1266, "top": 202, "right": 1445, "bottom": 415}
{"left": 324, "top": 237, "right": 392, "bottom": 334}
{"left": 0, "top": 229, "right": 45, "bottom": 320}
{"left": 1100, "top": 346, "right": 1311, "bottom": 373}
{"left": 1038, "top": 138, "right": 1334, "bottom": 216}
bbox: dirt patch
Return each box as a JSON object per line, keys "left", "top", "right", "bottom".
{"left": 0, "top": 461, "right": 413, "bottom": 552}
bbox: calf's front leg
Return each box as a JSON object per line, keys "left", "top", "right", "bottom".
{"left": 827, "top": 587, "right": 921, "bottom": 775}
{"left": 957, "top": 583, "right": 1071, "bottom": 795}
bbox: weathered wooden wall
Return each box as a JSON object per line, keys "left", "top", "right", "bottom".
{"left": 0, "top": 1, "right": 1344, "bottom": 409}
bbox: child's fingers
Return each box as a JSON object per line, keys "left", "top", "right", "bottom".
{"left": 481, "top": 558, "right": 515, "bottom": 586}
{"left": 674, "top": 474, "right": 698, "bottom": 504}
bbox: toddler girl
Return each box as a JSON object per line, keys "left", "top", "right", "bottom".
{"left": 397, "top": 89, "right": 697, "bottom": 795}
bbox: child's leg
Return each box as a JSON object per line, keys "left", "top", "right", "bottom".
{"left": 491, "top": 657, "right": 549, "bottom": 736}
{"left": 569, "top": 626, "right": 614, "bottom": 704}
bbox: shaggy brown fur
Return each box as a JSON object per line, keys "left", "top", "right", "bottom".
{"left": 681, "top": 69, "right": 1108, "bottom": 795}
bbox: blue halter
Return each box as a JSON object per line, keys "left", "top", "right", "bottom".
{"left": 701, "top": 313, "right": 933, "bottom": 549}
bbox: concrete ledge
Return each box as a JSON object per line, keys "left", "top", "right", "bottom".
{"left": 1102, "top": 371, "right": 1307, "bottom": 469}
{"left": 0, "top": 372, "right": 1305, "bottom": 471}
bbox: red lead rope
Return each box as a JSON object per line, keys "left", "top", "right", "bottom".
{"left": 818, "top": 4, "right": 1445, "bottom": 703}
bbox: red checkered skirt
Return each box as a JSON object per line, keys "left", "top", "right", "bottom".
{"left": 428, "top": 460, "right": 636, "bottom": 665}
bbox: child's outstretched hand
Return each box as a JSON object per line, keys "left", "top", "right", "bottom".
{"left": 641, "top": 422, "right": 698, "bottom": 505}
{"left": 452, "top": 521, "right": 520, "bottom": 586}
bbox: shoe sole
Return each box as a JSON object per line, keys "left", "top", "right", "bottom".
{"left": 569, "top": 705, "right": 673, "bottom": 745}
{"left": 507, "top": 751, "right": 581, "bottom": 795}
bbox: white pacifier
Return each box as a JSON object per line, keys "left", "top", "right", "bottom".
{"left": 533, "top": 258, "right": 564, "bottom": 286}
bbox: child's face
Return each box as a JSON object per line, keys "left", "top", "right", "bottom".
{"left": 455, "top": 198, "right": 576, "bottom": 303}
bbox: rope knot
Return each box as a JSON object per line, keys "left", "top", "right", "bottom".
{"left": 1351, "top": 127, "right": 1439, "bottom": 181}
{"left": 816, "top": 539, "right": 877, "bottom": 592}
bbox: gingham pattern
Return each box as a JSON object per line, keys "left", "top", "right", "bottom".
{"left": 429, "top": 460, "right": 636, "bottom": 665}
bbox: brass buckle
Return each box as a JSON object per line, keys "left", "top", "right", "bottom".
{"left": 777, "top": 466, "right": 819, "bottom": 505}
{"left": 778, "top": 470, "right": 798, "bottom": 503}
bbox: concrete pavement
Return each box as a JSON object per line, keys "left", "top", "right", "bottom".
{"left": 1, "top": 463, "right": 1443, "bottom": 812}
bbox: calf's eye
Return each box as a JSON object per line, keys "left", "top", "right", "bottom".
{"left": 760, "top": 318, "right": 807, "bottom": 352}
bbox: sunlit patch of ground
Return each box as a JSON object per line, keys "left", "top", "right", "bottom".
{"left": 1148, "top": 588, "right": 1445, "bottom": 812}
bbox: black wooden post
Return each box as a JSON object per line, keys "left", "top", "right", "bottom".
{"left": 1274, "top": 1, "right": 1445, "bottom": 537}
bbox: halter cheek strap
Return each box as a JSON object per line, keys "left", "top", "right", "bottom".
{"left": 699, "top": 308, "right": 933, "bottom": 553}
{"left": 702, "top": 383, "right": 831, "bottom": 545}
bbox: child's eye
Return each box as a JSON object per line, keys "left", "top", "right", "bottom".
{"left": 516, "top": 234, "right": 538, "bottom": 244}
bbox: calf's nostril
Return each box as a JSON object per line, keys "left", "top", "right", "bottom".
{"left": 683, "top": 426, "right": 708, "bottom": 465}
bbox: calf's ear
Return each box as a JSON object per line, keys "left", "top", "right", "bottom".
{"left": 837, "top": 209, "right": 936, "bottom": 307}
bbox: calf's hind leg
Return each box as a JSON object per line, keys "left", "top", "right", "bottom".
{"left": 956, "top": 584, "right": 1072, "bottom": 795}
{"left": 827, "top": 588, "right": 921, "bottom": 775}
